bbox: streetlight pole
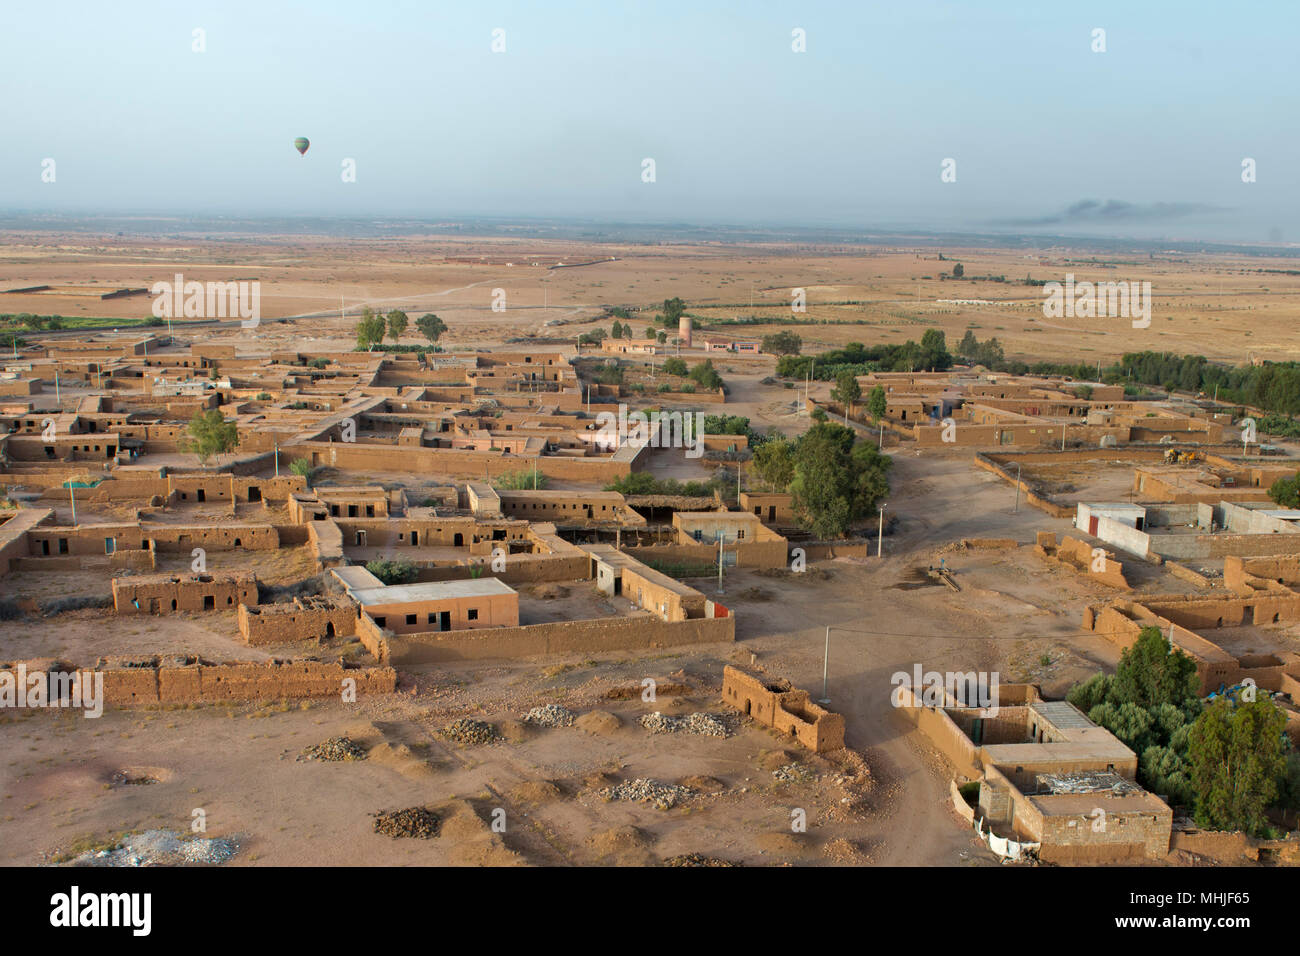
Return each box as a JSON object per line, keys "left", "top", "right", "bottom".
{"left": 877, "top": 502, "right": 887, "bottom": 557}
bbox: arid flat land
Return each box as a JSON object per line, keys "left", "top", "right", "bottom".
{"left": 4, "top": 232, "right": 1300, "bottom": 365}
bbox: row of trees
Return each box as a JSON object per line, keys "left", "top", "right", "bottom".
{"left": 751, "top": 414, "right": 891, "bottom": 538}
{"left": 1067, "top": 628, "right": 1297, "bottom": 836}
{"left": 355, "top": 309, "right": 447, "bottom": 350}
{"left": 777, "top": 330, "right": 953, "bottom": 380}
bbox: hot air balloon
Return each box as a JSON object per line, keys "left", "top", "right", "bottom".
{"left": 293, "top": 137, "right": 310, "bottom": 156}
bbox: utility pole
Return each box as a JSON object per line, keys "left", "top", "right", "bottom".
{"left": 717, "top": 534, "right": 724, "bottom": 593}
{"left": 69, "top": 484, "right": 76, "bottom": 525}
{"left": 274, "top": 442, "right": 280, "bottom": 477}
{"left": 1013, "top": 464, "right": 1022, "bottom": 513}
{"left": 1061, "top": 423, "right": 1066, "bottom": 451}
{"left": 820, "top": 626, "right": 832, "bottom": 704}
{"left": 879, "top": 421, "right": 885, "bottom": 450}
{"left": 877, "top": 503, "right": 887, "bottom": 557}
{"left": 54, "top": 369, "right": 60, "bottom": 403}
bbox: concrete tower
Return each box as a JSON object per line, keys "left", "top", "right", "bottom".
{"left": 678, "top": 314, "right": 692, "bottom": 348}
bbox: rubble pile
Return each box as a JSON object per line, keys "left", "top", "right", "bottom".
{"left": 67, "top": 830, "right": 239, "bottom": 866}
{"left": 440, "top": 718, "right": 501, "bottom": 745}
{"left": 600, "top": 778, "right": 696, "bottom": 810}
{"left": 663, "top": 853, "right": 737, "bottom": 867}
{"left": 521, "top": 705, "right": 576, "bottom": 728}
{"left": 638, "top": 711, "right": 732, "bottom": 738}
{"left": 300, "top": 736, "right": 368, "bottom": 761}
{"left": 372, "top": 806, "right": 441, "bottom": 839}
{"left": 773, "top": 763, "right": 817, "bottom": 784}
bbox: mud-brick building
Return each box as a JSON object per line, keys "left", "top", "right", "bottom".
{"left": 721, "top": 665, "right": 845, "bottom": 752}
{"left": 332, "top": 567, "right": 519, "bottom": 635}
{"left": 112, "top": 571, "right": 259, "bottom": 614}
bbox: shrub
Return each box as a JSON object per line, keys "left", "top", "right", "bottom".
{"left": 365, "top": 559, "right": 418, "bottom": 585}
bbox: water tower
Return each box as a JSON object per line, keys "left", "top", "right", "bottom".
{"left": 678, "top": 314, "right": 691, "bottom": 348}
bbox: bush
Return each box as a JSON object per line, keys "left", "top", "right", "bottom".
{"left": 662, "top": 357, "right": 688, "bottom": 377}
{"left": 492, "top": 468, "right": 547, "bottom": 490}
{"left": 365, "top": 559, "right": 418, "bottom": 585}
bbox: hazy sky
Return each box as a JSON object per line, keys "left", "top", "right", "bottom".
{"left": 2, "top": 0, "right": 1296, "bottom": 241}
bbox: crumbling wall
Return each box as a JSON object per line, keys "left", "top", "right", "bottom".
{"left": 1, "top": 656, "right": 395, "bottom": 707}
{"left": 112, "top": 572, "right": 257, "bottom": 614}
{"left": 721, "top": 665, "right": 845, "bottom": 752}
{"left": 237, "top": 599, "right": 357, "bottom": 646}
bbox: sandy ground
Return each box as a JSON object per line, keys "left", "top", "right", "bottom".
{"left": 4, "top": 233, "right": 1300, "bottom": 366}
{"left": 1, "top": 442, "right": 1227, "bottom": 868}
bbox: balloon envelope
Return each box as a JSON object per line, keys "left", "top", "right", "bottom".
{"left": 293, "top": 137, "right": 310, "bottom": 155}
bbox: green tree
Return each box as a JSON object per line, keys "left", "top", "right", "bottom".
{"left": 662, "top": 297, "right": 686, "bottom": 327}
{"left": 952, "top": 262, "right": 964, "bottom": 278}
{"left": 182, "top": 409, "right": 239, "bottom": 464}
{"left": 611, "top": 320, "right": 624, "bottom": 339}
{"left": 919, "top": 329, "right": 951, "bottom": 371}
{"left": 788, "top": 421, "right": 891, "bottom": 538}
{"left": 752, "top": 437, "right": 795, "bottom": 490}
{"left": 662, "top": 357, "right": 688, "bottom": 377}
{"left": 689, "top": 359, "right": 724, "bottom": 390}
{"left": 386, "top": 309, "right": 409, "bottom": 341}
{"left": 656, "top": 331, "right": 667, "bottom": 345}
{"left": 867, "top": 384, "right": 887, "bottom": 422}
{"left": 416, "top": 313, "right": 447, "bottom": 343}
{"left": 355, "top": 307, "right": 386, "bottom": 350}
{"left": 831, "top": 370, "right": 862, "bottom": 418}
{"left": 1268, "top": 473, "right": 1300, "bottom": 509}
{"left": 1111, "top": 627, "right": 1201, "bottom": 712}
{"left": 957, "top": 330, "right": 979, "bottom": 360}
{"left": 645, "top": 325, "right": 656, "bottom": 339}
{"left": 761, "top": 331, "right": 803, "bottom": 356}
{"left": 1189, "top": 697, "right": 1288, "bottom": 836}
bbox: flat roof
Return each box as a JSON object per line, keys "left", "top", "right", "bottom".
{"left": 1030, "top": 700, "right": 1093, "bottom": 731}
{"left": 350, "top": 577, "right": 516, "bottom": 606}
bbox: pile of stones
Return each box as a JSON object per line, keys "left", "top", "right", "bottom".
{"left": 638, "top": 712, "right": 732, "bottom": 738}
{"left": 440, "top": 718, "right": 501, "bottom": 745}
{"left": 772, "top": 763, "right": 817, "bottom": 784}
{"left": 372, "top": 806, "right": 441, "bottom": 839}
{"left": 521, "top": 705, "right": 576, "bottom": 728}
{"left": 600, "top": 778, "right": 696, "bottom": 810}
{"left": 300, "top": 736, "right": 368, "bottom": 761}
{"left": 663, "top": 853, "right": 737, "bottom": 867}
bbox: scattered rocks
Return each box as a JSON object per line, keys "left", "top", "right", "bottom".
{"left": 600, "top": 778, "right": 696, "bottom": 810}
{"left": 773, "top": 763, "right": 817, "bottom": 784}
{"left": 65, "top": 829, "right": 238, "bottom": 866}
{"left": 300, "top": 736, "right": 368, "bottom": 762}
{"left": 639, "top": 711, "right": 733, "bottom": 738}
{"left": 521, "top": 704, "right": 576, "bottom": 728}
{"left": 372, "top": 806, "right": 441, "bottom": 839}
{"left": 110, "top": 770, "right": 159, "bottom": 786}
{"left": 663, "top": 853, "right": 738, "bottom": 867}
{"left": 440, "top": 718, "right": 501, "bottom": 745}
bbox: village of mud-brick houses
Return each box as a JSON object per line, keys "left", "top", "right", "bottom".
{"left": 4, "top": 330, "right": 1300, "bottom": 863}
